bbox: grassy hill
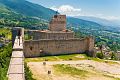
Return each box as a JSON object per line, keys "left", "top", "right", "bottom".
{"left": 0, "top": 0, "right": 56, "bottom": 20}
{"left": 0, "top": 2, "right": 48, "bottom": 29}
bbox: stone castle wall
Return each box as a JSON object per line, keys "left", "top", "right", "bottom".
{"left": 31, "top": 31, "right": 74, "bottom": 40}
{"left": 12, "top": 27, "right": 24, "bottom": 47}
{"left": 23, "top": 37, "right": 94, "bottom": 57}
{"left": 23, "top": 15, "right": 95, "bottom": 58}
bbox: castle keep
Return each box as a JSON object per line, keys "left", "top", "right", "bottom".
{"left": 23, "top": 15, "right": 95, "bottom": 57}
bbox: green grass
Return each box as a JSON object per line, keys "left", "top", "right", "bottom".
{"left": 25, "top": 53, "right": 119, "bottom": 65}
{"left": 87, "top": 57, "right": 119, "bottom": 65}
{"left": 103, "top": 74, "right": 120, "bottom": 80}
{"left": 53, "top": 64, "right": 120, "bottom": 80}
{"left": 57, "top": 54, "right": 87, "bottom": 61}
{"left": 25, "top": 54, "right": 87, "bottom": 62}
{"left": 24, "top": 62, "right": 36, "bottom": 80}
{"left": 53, "top": 64, "right": 89, "bottom": 78}
{"left": 25, "top": 56, "right": 59, "bottom": 62}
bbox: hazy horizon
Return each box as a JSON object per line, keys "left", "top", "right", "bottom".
{"left": 27, "top": 0, "right": 120, "bottom": 21}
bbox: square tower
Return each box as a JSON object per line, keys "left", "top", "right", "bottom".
{"left": 49, "top": 15, "right": 66, "bottom": 31}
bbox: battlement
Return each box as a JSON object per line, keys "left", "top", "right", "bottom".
{"left": 53, "top": 15, "right": 66, "bottom": 21}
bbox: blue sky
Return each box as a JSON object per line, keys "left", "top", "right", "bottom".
{"left": 27, "top": 0, "right": 120, "bottom": 21}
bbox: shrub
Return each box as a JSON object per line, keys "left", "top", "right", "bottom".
{"left": 0, "top": 43, "right": 12, "bottom": 80}
{"left": 111, "top": 52, "right": 117, "bottom": 60}
{"left": 96, "top": 53, "right": 104, "bottom": 59}
{"left": 24, "top": 62, "right": 35, "bottom": 80}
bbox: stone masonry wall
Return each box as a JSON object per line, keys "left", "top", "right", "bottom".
{"left": 24, "top": 37, "right": 94, "bottom": 57}
{"left": 32, "top": 31, "right": 74, "bottom": 40}
{"left": 49, "top": 15, "right": 66, "bottom": 31}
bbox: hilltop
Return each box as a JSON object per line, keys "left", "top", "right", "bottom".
{"left": 1, "top": 0, "right": 120, "bottom": 52}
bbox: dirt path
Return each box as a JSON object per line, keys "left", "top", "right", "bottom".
{"left": 28, "top": 60, "right": 120, "bottom": 80}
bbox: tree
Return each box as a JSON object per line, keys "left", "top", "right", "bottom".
{"left": 97, "top": 41, "right": 106, "bottom": 54}
{"left": 96, "top": 52, "right": 104, "bottom": 59}
{"left": 111, "top": 52, "right": 117, "bottom": 60}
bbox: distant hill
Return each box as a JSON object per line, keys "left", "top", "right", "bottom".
{"left": 67, "top": 17, "right": 104, "bottom": 30}
{"left": 0, "top": 0, "right": 49, "bottom": 29}
{"left": 0, "top": 0, "right": 56, "bottom": 20}
{"left": 75, "top": 16, "right": 120, "bottom": 27}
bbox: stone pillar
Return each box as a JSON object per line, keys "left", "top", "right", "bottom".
{"left": 86, "top": 36, "right": 95, "bottom": 57}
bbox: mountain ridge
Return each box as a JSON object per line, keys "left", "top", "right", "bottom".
{"left": 75, "top": 16, "right": 120, "bottom": 27}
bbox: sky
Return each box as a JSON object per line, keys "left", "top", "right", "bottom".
{"left": 27, "top": 0, "right": 120, "bottom": 21}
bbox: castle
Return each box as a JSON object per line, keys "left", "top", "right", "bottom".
{"left": 12, "top": 15, "right": 95, "bottom": 58}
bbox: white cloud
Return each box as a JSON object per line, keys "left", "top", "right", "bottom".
{"left": 50, "top": 5, "right": 120, "bottom": 21}
{"left": 50, "top": 5, "right": 81, "bottom": 16}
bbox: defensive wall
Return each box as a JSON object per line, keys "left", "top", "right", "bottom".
{"left": 24, "top": 37, "right": 94, "bottom": 57}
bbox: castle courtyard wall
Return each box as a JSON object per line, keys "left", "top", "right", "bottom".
{"left": 23, "top": 37, "right": 94, "bottom": 57}
{"left": 32, "top": 31, "right": 74, "bottom": 40}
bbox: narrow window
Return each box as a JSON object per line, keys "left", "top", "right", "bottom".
{"left": 30, "top": 46, "right": 33, "bottom": 51}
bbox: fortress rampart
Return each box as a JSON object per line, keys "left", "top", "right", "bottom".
{"left": 24, "top": 37, "right": 94, "bottom": 57}
{"left": 28, "top": 30, "right": 74, "bottom": 40}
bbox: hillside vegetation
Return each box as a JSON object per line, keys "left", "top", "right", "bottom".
{"left": 0, "top": 27, "right": 11, "bottom": 40}
{"left": 0, "top": 43, "right": 12, "bottom": 80}
{"left": 0, "top": 0, "right": 56, "bottom": 20}
{"left": 0, "top": 6, "right": 48, "bottom": 29}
